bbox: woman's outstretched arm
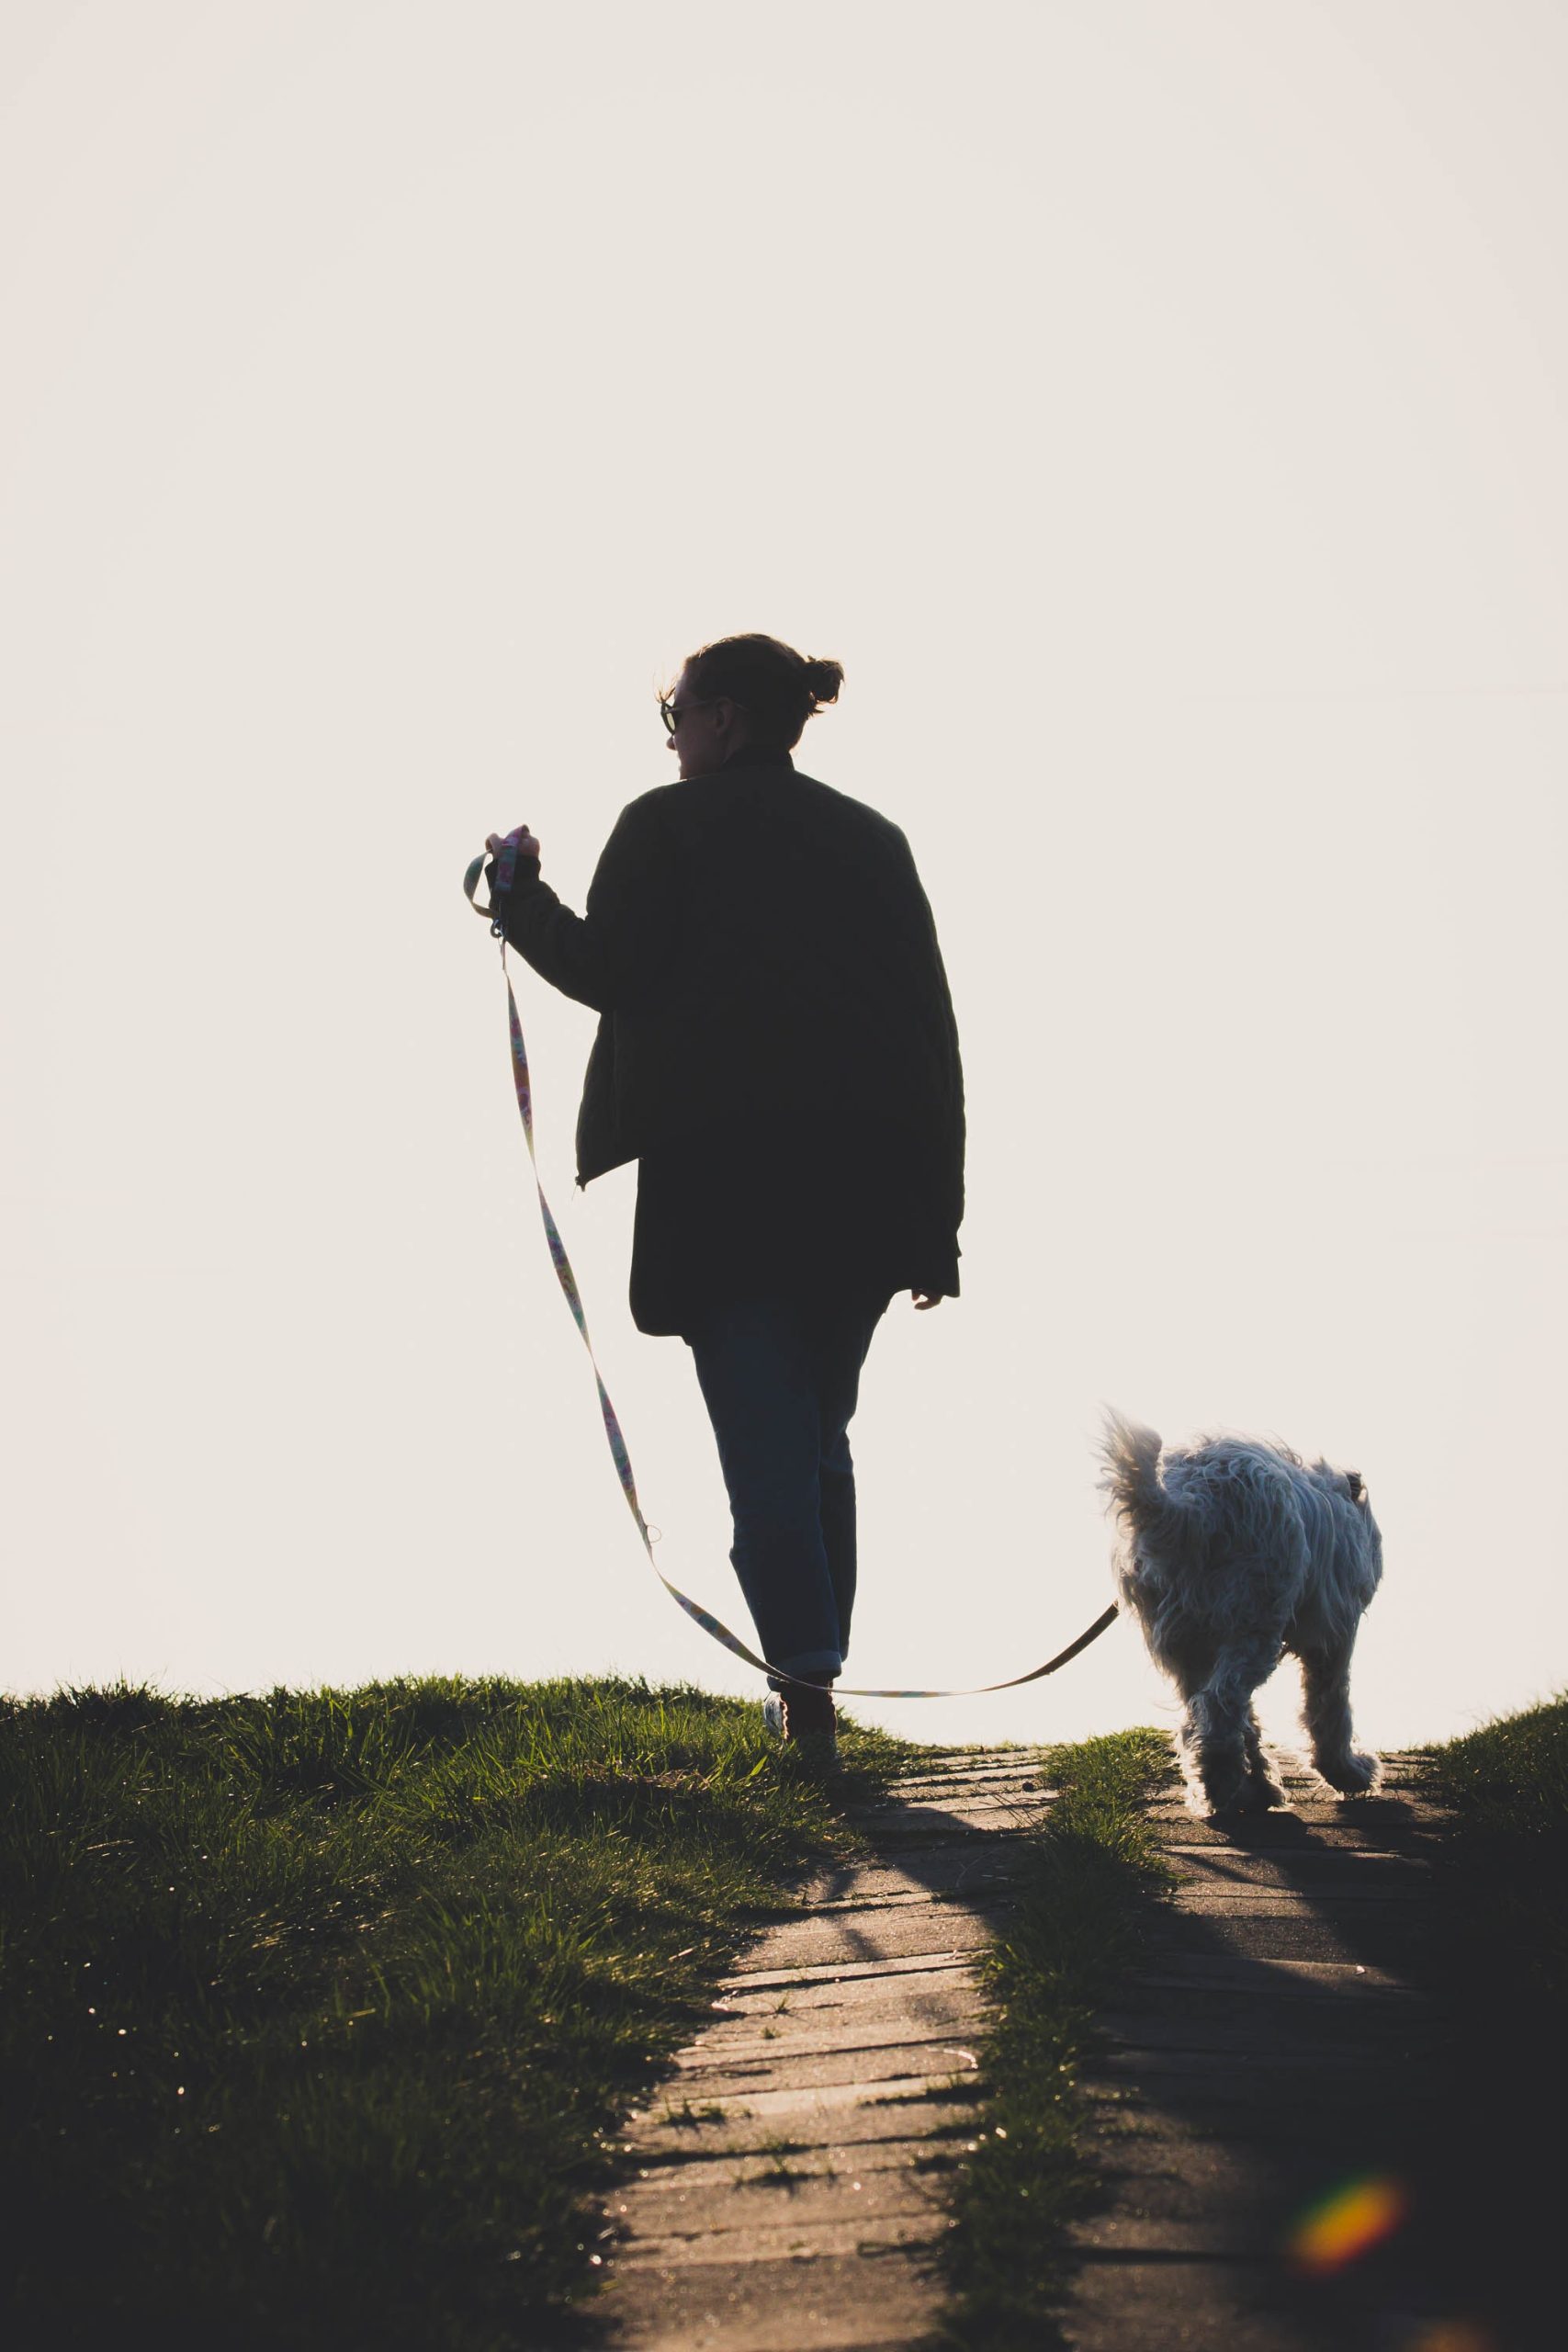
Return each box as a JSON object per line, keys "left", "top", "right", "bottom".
{"left": 487, "top": 793, "right": 677, "bottom": 1012}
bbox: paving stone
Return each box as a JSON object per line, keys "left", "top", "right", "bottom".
{"left": 612, "top": 2159, "right": 947, "bottom": 2247}
{"left": 1126, "top": 1953, "right": 1422, "bottom": 1999}
{"left": 674, "top": 2023, "right": 989, "bottom": 2082}
{"left": 796, "top": 1852, "right": 1027, "bottom": 1904}
{"left": 1088, "top": 2049, "right": 1429, "bottom": 2103}
{"left": 723, "top": 1904, "right": 998, "bottom": 1973}
{"left": 843, "top": 1788, "right": 1059, "bottom": 1838}
{"left": 1156, "top": 1820, "right": 1436, "bottom": 1850}
{"left": 620, "top": 2208, "right": 951, "bottom": 2268}
{"left": 715, "top": 1948, "right": 980, "bottom": 1996}
{"left": 1063, "top": 2112, "right": 1336, "bottom": 2221}
{"left": 706, "top": 1967, "right": 987, "bottom": 2038}
{"left": 1146, "top": 1789, "right": 1439, "bottom": 1829}
{"left": 596, "top": 2248, "right": 951, "bottom": 2351}
{"left": 1168, "top": 1888, "right": 1429, "bottom": 1917}
{"left": 615, "top": 2133, "right": 956, "bottom": 2205}
{"left": 1156, "top": 1906, "right": 1427, "bottom": 1967}
{"left": 659, "top": 2036, "right": 986, "bottom": 2101}
{"left": 626, "top": 2081, "right": 987, "bottom": 2161}
{"left": 886, "top": 1770, "right": 1051, "bottom": 1800}
{"left": 1166, "top": 1849, "right": 1432, "bottom": 1890}
{"left": 1057, "top": 2259, "right": 1332, "bottom": 2352}
{"left": 1094, "top": 2005, "right": 1434, "bottom": 2061}
{"left": 673, "top": 2011, "right": 989, "bottom": 2070}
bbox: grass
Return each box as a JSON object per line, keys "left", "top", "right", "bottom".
{"left": 35, "top": 1682, "right": 1559, "bottom": 2350}
{"left": 1416, "top": 1692, "right": 1568, "bottom": 2346}
{"left": 1420, "top": 1691, "right": 1568, "bottom": 2003}
{"left": 0, "top": 1675, "right": 911, "bottom": 2351}
{"left": 933, "top": 1726, "right": 1176, "bottom": 2349}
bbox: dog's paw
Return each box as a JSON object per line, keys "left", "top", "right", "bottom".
{"left": 1316, "top": 1749, "right": 1379, "bottom": 1797}
{"left": 1197, "top": 1770, "right": 1252, "bottom": 1818}
{"left": 1237, "top": 1770, "right": 1288, "bottom": 1814}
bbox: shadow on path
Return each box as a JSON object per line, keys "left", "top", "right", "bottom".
{"left": 1057, "top": 1760, "right": 1486, "bottom": 2350}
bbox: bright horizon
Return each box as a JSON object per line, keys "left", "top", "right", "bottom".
{"left": 4, "top": 1, "right": 1565, "bottom": 1753}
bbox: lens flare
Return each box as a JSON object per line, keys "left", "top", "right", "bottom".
{"left": 1286, "top": 2172, "right": 1409, "bottom": 2274}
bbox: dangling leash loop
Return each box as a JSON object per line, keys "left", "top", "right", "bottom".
{"left": 464, "top": 838, "right": 518, "bottom": 938}
{"left": 467, "top": 843, "right": 1119, "bottom": 1696}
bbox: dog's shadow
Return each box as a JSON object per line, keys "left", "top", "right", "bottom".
{"left": 1213, "top": 1787, "right": 1427, "bottom": 1852}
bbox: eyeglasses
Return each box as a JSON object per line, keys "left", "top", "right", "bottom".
{"left": 659, "top": 693, "right": 745, "bottom": 733}
{"left": 660, "top": 694, "right": 712, "bottom": 732}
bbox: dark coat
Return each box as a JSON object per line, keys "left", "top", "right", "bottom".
{"left": 492, "top": 747, "right": 964, "bottom": 1330}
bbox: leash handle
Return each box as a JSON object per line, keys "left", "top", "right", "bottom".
{"left": 469, "top": 853, "right": 1119, "bottom": 1698}
{"left": 462, "top": 852, "right": 496, "bottom": 926}
{"left": 464, "top": 829, "right": 530, "bottom": 933}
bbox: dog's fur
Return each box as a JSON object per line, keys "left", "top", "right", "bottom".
{"left": 1100, "top": 1412, "right": 1383, "bottom": 1815}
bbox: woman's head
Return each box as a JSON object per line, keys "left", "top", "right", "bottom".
{"left": 663, "top": 633, "right": 843, "bottom": 777}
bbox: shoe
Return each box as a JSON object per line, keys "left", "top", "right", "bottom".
{"left": 762, "top": 1679, "right": 839, "bottom": 1761}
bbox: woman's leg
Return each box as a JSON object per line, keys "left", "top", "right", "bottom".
{"left": 808, "top": 1295, "right": 888, "bottom": 1667}
{"left": 685, "top": 1296, "right": 843, "bottom": 1682}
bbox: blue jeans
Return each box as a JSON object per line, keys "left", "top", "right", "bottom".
{"left": 683, "top": 1292, "right": 889, "bottom": 1684}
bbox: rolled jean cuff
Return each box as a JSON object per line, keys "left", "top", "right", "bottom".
{"left": 765, "top": 1647, "right": 843, "bottom": 1691}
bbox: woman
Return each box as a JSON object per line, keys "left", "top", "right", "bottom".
{"left": 486, "top": 633, "right": 964, "bottom": 1754}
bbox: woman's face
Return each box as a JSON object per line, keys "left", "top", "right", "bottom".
{"left": 666, "top": 662, "right": 747, "bottom": 779}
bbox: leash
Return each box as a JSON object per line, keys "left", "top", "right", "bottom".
{"left": 465, "top": 837, "right": 1119, "bottom": 1697}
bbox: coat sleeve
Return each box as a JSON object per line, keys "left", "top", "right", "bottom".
{"left": 896, "top": 830, "right": 966, "bottom": 1235}
{"left": 493, "top": 794, "right": 676, "bottom": 1014}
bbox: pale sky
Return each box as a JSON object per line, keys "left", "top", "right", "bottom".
{"left": 4, "top": 0, "right": 1564, "bottom": 1752}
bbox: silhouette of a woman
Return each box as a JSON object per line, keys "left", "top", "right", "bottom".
{"left": 487, "top": 633, "right": 964, "bottom": 1752}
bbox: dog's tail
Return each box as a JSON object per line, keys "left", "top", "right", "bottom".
{"left": 1098, "top": 1409, "right": 1176, "bottom": 1534}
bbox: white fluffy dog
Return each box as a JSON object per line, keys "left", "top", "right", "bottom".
{"left": 1100, "top": 1412, "right": 1383, "bottom": 1816}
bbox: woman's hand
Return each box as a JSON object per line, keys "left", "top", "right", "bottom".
{"left": 484, "top": 829, "right": 542, "bottom": 904}
{"left": 486, "top": 828, "right": 541, "bottom": 870}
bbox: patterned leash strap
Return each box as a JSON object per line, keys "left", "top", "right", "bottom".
{"left": 465, "top": 838, "right": 1119, "bottom": 1697}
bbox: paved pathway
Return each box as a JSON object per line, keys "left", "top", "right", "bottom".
{"left": 596, "top": 1747, "right": 1053, "bottom": 2352}
{"left": 1061, "top": 1748, "right": 1449, "bottom": 2352}
{"left": 598, "top": 1746, "right": 1450, "bottom": 2352}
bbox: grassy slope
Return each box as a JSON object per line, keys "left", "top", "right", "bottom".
{"left": 935, "top": 1726, "right": 1176, "bottom": 2349}
{"left": 30, "top": 1685, "right": 1560, "bottom": 2350}
{"left": 0, "top": 1677, "right": 910, "bottom": 2351}
{"left": 1418, "top": 1693, "right": 1568, "bottom": 2347}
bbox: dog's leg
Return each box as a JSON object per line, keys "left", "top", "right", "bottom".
{"left": 1241, "top": 1706, "right": 1287, "bottom": 1812}
{"left": 1299, "top": 1636, "right": 1378, "bottom": 1795}
{"left": 1155, "top": 1636, "right": 1223, "bottom": 1818}
{"left": 1185, "top": 1635, "right": 1284, "bottom": 1815}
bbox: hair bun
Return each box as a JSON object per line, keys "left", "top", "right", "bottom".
{"left": 801, "top": 656, "right": 844, "bottom": 707}
{"left": 683, "top": 634, "right": 842, "bottom": 748}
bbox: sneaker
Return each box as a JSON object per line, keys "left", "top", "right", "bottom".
{"left": 762, "top": 1679, "right": 839, "bottom": 1761}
